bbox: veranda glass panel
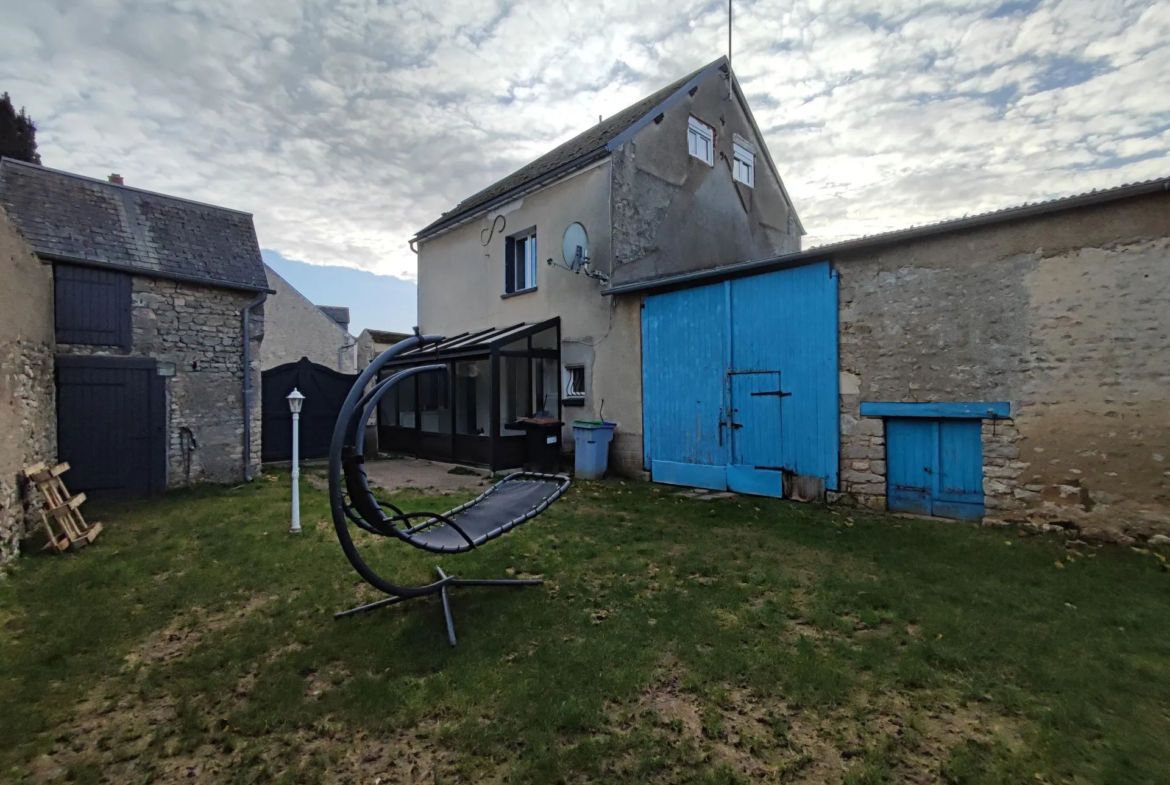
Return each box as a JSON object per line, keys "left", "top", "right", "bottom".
{"left": 419, "top": 369, "right": 451, "bottom": 434}
{"left": 500, "top": 355, "right": 530, "bottom": 435}
{"left": 455, "top": 360, "right": 490, "bottom": 436}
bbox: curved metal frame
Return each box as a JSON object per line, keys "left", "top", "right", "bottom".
{"left": 327, "top": 333, "right": 570, "bottom": 643}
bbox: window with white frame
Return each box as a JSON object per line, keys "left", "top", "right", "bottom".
{"left": 687, "top": 116, "right": 714, "bottom": 166}
{"left": 504, "top": 230, "right": 537, "bottom": 294}
{"left": 563, "top": 364, "right": 585, "bottom": 404}
{"left": 733, "top": 141, "right": 755, "bottom": 187}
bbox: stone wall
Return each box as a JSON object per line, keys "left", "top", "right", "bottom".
{"left": 260, "top": 264, "right": 356, "bottom": 373}
{"left": 834, "top": 192, "right": 1170, "bottom": 542}
{"left": 58, "top": 276, "right": 264, "bottom": 486}
{"left": 0, "top": 209, "right": 55, "bottom": 565}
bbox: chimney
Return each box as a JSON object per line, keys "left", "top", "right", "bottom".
{"left": 108, "top": 174, "right": 124, "bottom": 185}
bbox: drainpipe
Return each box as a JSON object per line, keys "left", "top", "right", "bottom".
{"left": 241, "top": 292, "right": 268, "bottom": 482}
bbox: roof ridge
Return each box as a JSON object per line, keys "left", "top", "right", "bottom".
{"left": 413, "top": 57, "right": 728, "bottom": 240}
{"left": 0, "top": 157, "right": 254, "bottom": 217}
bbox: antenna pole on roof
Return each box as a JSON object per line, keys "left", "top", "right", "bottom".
{"left": 727, "top": 0, "right": 733, "bottom": 99}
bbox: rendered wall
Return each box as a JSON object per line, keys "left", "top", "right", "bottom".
{"left": 836, "top": 192, "right": 1170, "bottom": 543}
{"left": 609, "top": 71, "right": 800, "bottom": 287}
{"left": 0, "top": 209, "right": 55, "bottom": 564}
{"left": 417, "top": 161, "right": 645, "bottom": 474}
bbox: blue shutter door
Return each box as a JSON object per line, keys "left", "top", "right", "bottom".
{"left": 886, "top": 418, "right": 935, "bottom": 516}
{"left": 885, "top": 417, "right": 985, "bottom": 520}
{"left": 641, "top": 282, "right": 729, "bottom": 490}
{"left": 934, "top": 419, "right": 985, "bottom": 520}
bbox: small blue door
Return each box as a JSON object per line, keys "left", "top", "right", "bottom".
{"left": 727, "top": 372, "right": 785, "bottom": 497}
{"left": 886, "top": 418, "right": 984, "bottom": 520}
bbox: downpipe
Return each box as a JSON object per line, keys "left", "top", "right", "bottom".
{"left": 241, "top": 292, "right": 267, "bottom": 482}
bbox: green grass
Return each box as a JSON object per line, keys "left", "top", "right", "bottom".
{"left": 1, "top": 473, "right": 1169, "bottom": 783}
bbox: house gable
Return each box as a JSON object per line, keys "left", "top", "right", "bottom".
{"left": 608, "top": 65, "right": 802, "bottom": 287}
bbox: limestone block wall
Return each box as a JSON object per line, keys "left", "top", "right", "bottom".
{"left": 0, "top": 209, "right": 55, "bottom": 565}
{"left": 260, "top": 264, "right": 355, "bottom": 373}
{"left": 58, "top": 277, "right": 264, "bottom": 486}
{"left": 833, "top": 192, "right": 1170, "bottom": 542}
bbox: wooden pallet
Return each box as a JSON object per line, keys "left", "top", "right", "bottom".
{"left": 22, "top": 462, "right": 103, "bottom": 553}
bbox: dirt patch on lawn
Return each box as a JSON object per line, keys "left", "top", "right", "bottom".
{"left": 307, "top": 457, "right": 491, "bottom": 496}
{"left": 122, "top": 594, "right": 271, "bottom": 669}
{"left": 607, "top": 658, "right": 1022, "bottom": 784}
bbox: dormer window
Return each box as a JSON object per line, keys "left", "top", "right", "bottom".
{"left": 733, "top": 139, "right": 755, "bottom": 188}
{"left": 687, "top": 116, "right": 714, "bottom": 166}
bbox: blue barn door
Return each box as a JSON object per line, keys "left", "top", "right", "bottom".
{"left": 727, "top": 371, "right": 786, "bottom": 497}
{"left": 641, "top": 282, "right": 729, "bottom": 491}
{"left": 642, "top": 262, "right": 839, "bottom": 498}
{"left": 886, "top": 418, "right": 984, "bottom": 520}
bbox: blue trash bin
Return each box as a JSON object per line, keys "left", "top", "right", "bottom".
{"left": 573, "top": 421, "right": 616, "bottom": 480}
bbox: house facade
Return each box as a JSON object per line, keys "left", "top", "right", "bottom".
{"left": 414, "top": 57, "right": 801, "bottom": 472}
{"left": 0, "top": 159, "right": 270, "bottom": 501}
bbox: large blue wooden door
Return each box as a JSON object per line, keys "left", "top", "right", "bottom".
{"left": 641, "top": 282, "right": 729, "bottom": 490}
{"left": 727, "top": 372, "right": 785, "bottom": 496}
{"left": 886, "top": 418, "right": 984, "bottom": 520}
{"left": 641, "top": 262, "right": 839, "bottom": 497}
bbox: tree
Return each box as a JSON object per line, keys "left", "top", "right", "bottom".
{"left": 0, "top": 93, "right": 41, "bottom": 164}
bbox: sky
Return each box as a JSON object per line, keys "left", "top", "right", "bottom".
{"left": 263, "top": 250, "right": 416, "bottom": 333}
{"left": 2, "top": 0, "right": 1168, "bottom": 289}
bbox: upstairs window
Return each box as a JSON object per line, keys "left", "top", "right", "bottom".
{"left": 504, "top": 230, "right": 537, "bottom": 295}
{"left": 54, "top": 264, "right": 132, "bottom": 347}
{"left": 733, "top": 140, "right": 755, "bottom": 187}
{"left": 687, "top": 116, "right": 714, "bottom": 166}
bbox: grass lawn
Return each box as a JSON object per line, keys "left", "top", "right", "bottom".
{"left": 1, "top": 471, "right": 1169, "bottom": 784}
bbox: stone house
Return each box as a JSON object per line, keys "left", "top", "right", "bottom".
{"left": 0, "top": 207, "right": 55, "bottom": 564}
{"left": 410, "top": 56, "right": 802, "bottom": 472}
{"left": 260, "top": 263, "right": 357, "bottom": 373}
{"left": 0, "top": 159, "right": 270, "bottom": 503}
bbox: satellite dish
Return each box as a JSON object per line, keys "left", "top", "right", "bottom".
{"left": 562, "top": 223, "right": 589, "bottom": 272}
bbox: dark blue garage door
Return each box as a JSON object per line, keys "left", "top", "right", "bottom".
{"left": 57, "top": 355, "right": 167, "bottom": 500}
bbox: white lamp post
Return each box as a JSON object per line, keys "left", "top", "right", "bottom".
{"left": 287, "top": 388, "right": 305, "bottom": 534}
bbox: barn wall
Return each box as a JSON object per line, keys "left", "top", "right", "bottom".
{"left": 57, "top": 277, "right": 264, "bottom": 486}
{"left": 835, "top": 191, "right": 1170, "bottom": 542}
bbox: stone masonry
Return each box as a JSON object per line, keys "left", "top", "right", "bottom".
{"left": 831, "top": 192, "right": 1170, "bottom": 542}
{"left": 0, "top": 210, "right": 55, "bottom": 566}
{"left": 58, "top": 276, "right": 264, "bottom": 486}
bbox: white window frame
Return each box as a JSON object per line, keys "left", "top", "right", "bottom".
{"left": 687, "top": 116, "right": 714, "bottom": 166}
{"left": 733, "top": 142, "right": 755, "bottom": 187}
{"left": 505, "top": 230, "right": 538, "bottom": 295}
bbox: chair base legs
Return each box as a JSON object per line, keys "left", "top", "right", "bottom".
{"left": 334, "top": 567, "right": 544, "bottom": 646}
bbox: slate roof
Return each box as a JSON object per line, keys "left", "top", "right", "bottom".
{"left": 414, "top": 58, "right": 727, "bottom": 241}
{"left": 318, "top": 305, "right": 350, "bottom": 330}
{"left": 0, "top": 158, "right": 268, "bottom": 291}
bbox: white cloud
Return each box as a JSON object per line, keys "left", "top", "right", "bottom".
{"left": 0, "top": 0, "right": 1166, "bottom": 275}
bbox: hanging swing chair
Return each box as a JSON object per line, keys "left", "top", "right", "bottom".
{"left": 328, "top": 332, "right": 570, "bottom": 644}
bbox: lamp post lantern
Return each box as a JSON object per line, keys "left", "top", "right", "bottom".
{"left": 287, "top": 388, "right": 305, "bottom": 534}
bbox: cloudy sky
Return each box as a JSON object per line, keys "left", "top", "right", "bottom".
{"left": 3, "top": 0, "right": 1168, "bottom": 281}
